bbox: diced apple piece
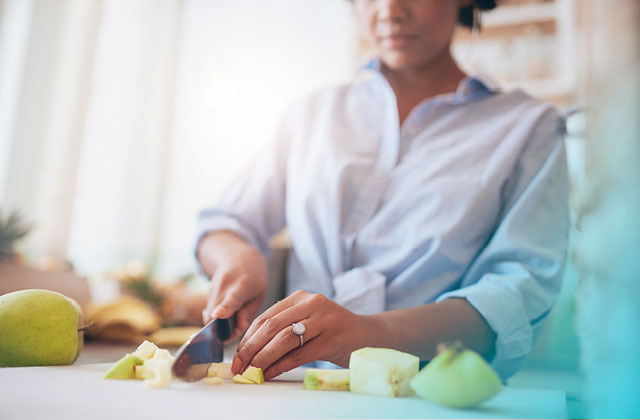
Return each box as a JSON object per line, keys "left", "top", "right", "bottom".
{"left": 232, "top": 374, "right": 255, "bottom": 384}
{"left": 349, "top": 347, "right": 419, "bottom": 397}
{"left": 152, "top": 349, "right": 173, "bottom": 361}
{"left": 133, "top": 340, "right": 158, "bottom": 360}
{"left": 144, "top": 359, "right": 172, "bottom": 388}
{"left": 207, "top": 362, "right": 234, "bottom": 379}
{"left": 204, "top": 377, "right": 225, "bottom": 385}
{"left": 104, "top": 354, "right": 143, "bottom": 379}
{"left": 303, "top": 369, "right": 350, "bottom": 391}
{"left": 241, "top": 366, "right": 264, "bottom": 384}
{"left": 134, "top": 365, "right": 145, "bottom": 380}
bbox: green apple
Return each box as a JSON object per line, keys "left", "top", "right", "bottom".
{"left": 410, "top": 342, "right": 503, "bottom": 408}
{"left": 349, "top": 347, "right": 419, "bottom": 397}
{"left": 0, "top": 289, "right": 80, "bottom": 367}
{"left": 104, "top": 354, "right": 143, "bottom": 379}
{"left": 303, "top": 368, "right": 350, "bottom": 391}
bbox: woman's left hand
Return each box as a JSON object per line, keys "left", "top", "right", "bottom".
{"left": 231, "top": 290, "right": 375, "bottom": 380}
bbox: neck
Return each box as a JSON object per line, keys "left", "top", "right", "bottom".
{"left": 381, "top": 49, "right": 466, "bottom": 101}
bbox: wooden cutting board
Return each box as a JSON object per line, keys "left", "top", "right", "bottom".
{"left": 0, "top": 363, "right": 566, "bottom": 419}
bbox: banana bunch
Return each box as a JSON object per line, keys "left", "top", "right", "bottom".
{"left": 85, "top": 297, "right": 161, "bottom": 343}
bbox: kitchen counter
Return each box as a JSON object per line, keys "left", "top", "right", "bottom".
{"left": 0, "top": 343, "right": 567, "bottom": 419}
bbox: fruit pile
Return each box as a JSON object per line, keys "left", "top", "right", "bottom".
{"left": 103, "top": 340, "right": 265, "bottom": 388}
{"left": 304, "top": 346, "right": 503, "bottom": 408}
{"left": 104, "top": 341, "right": 502, "bottom": 408}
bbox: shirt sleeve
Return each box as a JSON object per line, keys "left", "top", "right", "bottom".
{"left": 194, "top": 111, "right": 293, "bottom": 274}
{"left": 436, "top": 108, "right": 570, "bottom": 380}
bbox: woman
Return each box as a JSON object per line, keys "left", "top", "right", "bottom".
{"left": 196, "top": 0, "right": 569, "bottom": 381}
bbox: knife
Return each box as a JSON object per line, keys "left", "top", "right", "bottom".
{"left": 172, "top": 316, "right": 235, "bottom": 382}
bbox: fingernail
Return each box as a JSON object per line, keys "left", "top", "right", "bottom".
{"left": 231, "top": 355, "right": 241, "bottom": 373}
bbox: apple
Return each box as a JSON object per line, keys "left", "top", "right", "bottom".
{"left": 133, "top": 340, "right": 158, "bottom": 360}
{"left": 207, "top": 362, "right": 234, "bottom": 379}
{"left": 0, "top": 289, "right": 80, "bottom": 367}
{"left": 303, "top": 368, "right": 350, "bottom": 391}
{"left": 204, "top": 377, "right": 224, "bottom": 385}
{"left": 144, "top": 358, "right": 172, "bottom": 388}
{"left": 349, "top": 347, "right": 419, "bottom": 397}
{"left": 410, "top": 342, "right": 503, "bottom": 408}
{"left": 232, "top": 366, "right": 264, "bottom": 384}
{"left": 103, "top": 354, "right": 143, "bottom": 379}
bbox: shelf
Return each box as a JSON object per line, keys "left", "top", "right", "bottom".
{"left": 483, "top": 2, "right": 558, "bottom": 27}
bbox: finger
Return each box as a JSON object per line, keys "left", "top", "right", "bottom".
{"left": 249, "top": 319, "right": 321, "bottom": 374}
{"left": 262, "top": 334, "right": 325, "bottom": 381}
{"left": 240, "top": 290, "right": 306, "bottom": 349}
{"left": 233, "top": 304, "right": 310, "bottom": 374}
{"left": 226, "top": 298, "right": 262, "bottom": 343}
{"left": 202, "top": 270, "right": 227, "bottom": 324}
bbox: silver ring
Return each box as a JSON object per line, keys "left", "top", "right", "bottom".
{"left": 292, "top": 322, "right": 305, "bottom": 347}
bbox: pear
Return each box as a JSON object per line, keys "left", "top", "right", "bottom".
{"left": 0, "top": 289, "right": 80, "bottom": 367}
{"left": 410, "top": 342, "right": 503, "bottom": 408}
{"left": 303, "top": 369, "right": 350, "bottom": 391}
{"left": 349, "top": 347, "right": 419, "bottom": 397}
{"left": 104, "top": 354, "right": 143, "bottom": 379}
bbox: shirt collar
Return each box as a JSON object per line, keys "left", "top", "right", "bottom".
{"left": 360, "top": 57, "right": 499, "bottom": 103}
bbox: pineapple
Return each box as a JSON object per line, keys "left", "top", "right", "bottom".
{"left": 0, "top": 210, "right": 31, "bottom": 261}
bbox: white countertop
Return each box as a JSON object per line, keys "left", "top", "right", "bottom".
{"left": 0, "top": 343, "right": 567, "bottom": 419}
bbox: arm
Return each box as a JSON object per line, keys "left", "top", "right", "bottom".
{"left": 365, "top": 115, "right": 570, "bottom": 378}
{"left": 365, "top": 298, "right": 496, "bottom": 361}
{"left": 196, "top": 112, "right": 293, "bottom": 335}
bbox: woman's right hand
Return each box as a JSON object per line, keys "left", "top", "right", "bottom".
{"left": 198, "top": 232, "right": 268, "bottom": 342}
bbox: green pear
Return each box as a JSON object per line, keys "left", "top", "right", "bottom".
{"left": 410, "top": 342, "right": 503, "bottom": 408}
{"left": 104, "top": 354, "right": 143, "bottom": 379}
{"left": 0, "top": 289, "right": 80, "bottom": 367}
{"left": 303, "top": 368, "right": 350, "bottom": 391}
{"left": 349, "top": 347, "right": 419, "bottom": 397}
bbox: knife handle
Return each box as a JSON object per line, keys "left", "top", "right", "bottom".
{"left": 214, "top": 316, "right": 235, "bottom": 341}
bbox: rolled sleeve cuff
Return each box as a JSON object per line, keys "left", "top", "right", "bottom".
{"left": 436, "top": 276, "right": 533, "bottom": 380}
{"left": 194, "top": 214, "right": 265, "bottom": 277}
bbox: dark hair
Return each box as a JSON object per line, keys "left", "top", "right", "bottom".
{"left": 459, "top": 0, "right": 497, "bottom": 29}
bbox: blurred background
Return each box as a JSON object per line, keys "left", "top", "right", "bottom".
{"left": 1, "top": 0, "right": 638, "bottom": 417}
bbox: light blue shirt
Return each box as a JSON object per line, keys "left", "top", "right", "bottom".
{"left": 196, "top": 66, "right": 569, "bottom": 380}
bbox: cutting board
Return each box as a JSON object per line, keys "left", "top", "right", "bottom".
{"left": 0, "top": 363, "right": 566, "bottom": 419}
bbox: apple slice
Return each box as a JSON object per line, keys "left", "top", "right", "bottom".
{"left": 144, "top": 358, "right": 172, "bottom": 388}
{"left": 204, "top": 377, "right": 225, "bottom": 385}
{"left": 133, "top": 340, "right": 158, "bottom": 360}
{"left": 104, "top": 354, "right": 143, "bottom": 379}
{"left": 207, "top": 362, "right": 234, "bottom": 379}
{"left": 349, "top": 347, "right": 419, "bottom": 397}
{"left": 303, "top": 369, "right": 350, "bottom": 391}
{"left": 410, "top": 342, "right": 502, "bottom": 408}
{"left": 232, "top": 374, "right": 255, "bottom": 384}
{"left": 232, "top": 366, "right": 264, "bottom": 384}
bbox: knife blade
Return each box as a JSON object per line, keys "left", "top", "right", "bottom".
{"left": 172, "top": 317, "right": 235, "bottom": 382}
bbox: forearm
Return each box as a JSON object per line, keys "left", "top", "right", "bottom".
{"left": 363, "top": 298, "right": 496, "bottom": 361}
{"left": 196, "top": 231, "right": 258, "bottom": 278}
